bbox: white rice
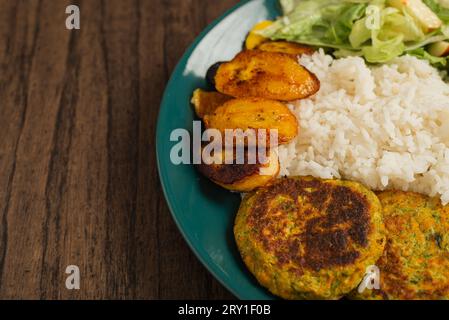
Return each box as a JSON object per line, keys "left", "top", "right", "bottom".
{"left": 278, "top": 49, "right": 449, "bottom": 204}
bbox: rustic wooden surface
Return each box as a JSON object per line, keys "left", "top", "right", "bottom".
{"left": 0, "top": 0, "right": 239, "bottom": 299}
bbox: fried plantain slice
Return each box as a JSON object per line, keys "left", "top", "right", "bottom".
{"left": 203, "top": 98, "right": 299, "bottom": 146}
{"left": 215, "top": 50, "right": 320, "bottom": 101}
{"left": 256, "top": 41, "right": 315, "bottom": 56}
{"left": 191, "top": 89, "right": 233, "bottom": 119}
{"left": 197, "top": 146, "right": 279, "bottom": 192}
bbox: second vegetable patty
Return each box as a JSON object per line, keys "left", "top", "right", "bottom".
{"left": 352, "top": 191, "right": 449, "bottom": 300}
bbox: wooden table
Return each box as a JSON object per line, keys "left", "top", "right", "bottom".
{"left": 0, "top": 0, "right": 238, "bottom": 300}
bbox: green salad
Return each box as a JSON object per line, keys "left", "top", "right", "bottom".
{"left": 259, "top": 0, "right": 449, "bottom": 69}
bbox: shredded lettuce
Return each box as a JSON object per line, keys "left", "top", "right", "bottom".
{"left": 362, "top": 32, "right": 406, "bottom": 63}
{"left": 409, "top": 47, "right": 448, "bottom": 66}
{"left": 423, "top": 0, "right": 449, "bottom": 22}
{"left": 262, "top": 0, "right": 369, "bottom": 50}
{"left": 261, "top": 0, "right": 449, "bottom": 68}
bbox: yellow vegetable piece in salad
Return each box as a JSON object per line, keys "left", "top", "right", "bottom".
{"left": 245, "top": 20, "right": 274, "bottom": 50}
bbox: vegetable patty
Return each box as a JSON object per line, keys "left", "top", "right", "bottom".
{"left": 234, "top": 176, "right": 386, "bottom": 300}
{"left": 352, "top": 191, "right": 449, "bottom": 300}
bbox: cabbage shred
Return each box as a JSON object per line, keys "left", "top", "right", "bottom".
{"left": 260, "top": 0, "right": 449, "bottom": 68}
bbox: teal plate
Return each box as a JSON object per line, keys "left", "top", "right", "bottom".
{"left": 156, "top": 0, "right": 279, "bottom": 300}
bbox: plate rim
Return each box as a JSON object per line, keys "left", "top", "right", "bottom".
{"left": 155, "top": 0, "right": 263, "bottom": 299}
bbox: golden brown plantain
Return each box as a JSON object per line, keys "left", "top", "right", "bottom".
{"left": 197, "top": 147, "right": 279, "bottom": 192}
{"left": 215, "top": 50, "right": 320, "bottom": 101}
{"left": 203, "top": 98, "right": 299, "bottom": 146}
{"left": 245, "top": 20, "right": 274, "bottom": 50}
{"left": 256, "top": 41, "right": 315, "bottom": 56}
{"left": 191, "top": 89, "right": 233, "bottom": 118}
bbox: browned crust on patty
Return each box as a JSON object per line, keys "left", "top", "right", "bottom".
{"left": 247, "top": 177, "right": 372, "bottom": 272}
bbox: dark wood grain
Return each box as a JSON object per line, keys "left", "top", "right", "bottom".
{"left": 0, "top": 0, "right": 240, "bottom": 300}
